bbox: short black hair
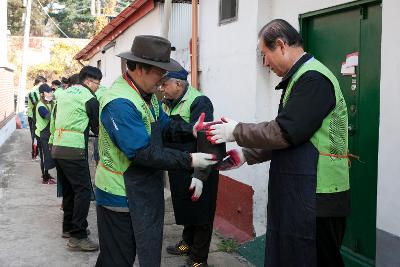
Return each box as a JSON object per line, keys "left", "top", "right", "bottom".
{"left": 61, "top": 77, "right": 69, "bottom": 84}
{"left": 52, "top": 80, "right": 62, "bottom": 86}
{"left": 79, "top": 66, "right": 102, "bottom": 83}
{"left": 68, "top": 74, "right": 80, "bottom": 87}
{"left": 126, "top": 60, "right": 153, "bottom": 72}
{"left": 34, "top": 75, "right": 47, "bottom": 85}
{"left": 38, "top": 84, "right": 52, "bottom": 94}
{"left": 258, "top": 19, "right": 303, "bottom": 50}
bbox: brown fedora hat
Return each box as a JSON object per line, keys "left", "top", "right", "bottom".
{"left": 117, "top": 35, "right": 182, "bottom": 71}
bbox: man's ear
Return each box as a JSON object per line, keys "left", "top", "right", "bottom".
{"left": 275, "top": 38, "right": 286, "bottom": 54}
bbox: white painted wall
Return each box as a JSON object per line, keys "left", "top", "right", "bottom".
{"left": 377, "top": 0, "right": 400, "bottom": 238}
{"left": 0, "top": 118, "right": 16, "bottom": 148}
{"left": 199, "top": 0, "right": 274, "bottom": 236}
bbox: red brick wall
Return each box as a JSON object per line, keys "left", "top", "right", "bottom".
{"left": 0, "top": 67, "right": 15, "bottom": 128}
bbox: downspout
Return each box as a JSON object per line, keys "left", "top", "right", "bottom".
{"left": 191, "top": 0, "right": 198, "bottom": 88}
{"left": 161, "top": 0, "right": 173, "bottom": 38}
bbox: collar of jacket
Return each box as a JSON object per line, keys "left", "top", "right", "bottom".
{"left": 275, "top": 53, "right": 313, "bottom": 90}
{"left": 125, "top": 72, "right": 153, "bottom": 103}
{"left": 80, "top": 82, "right": 96, "bottom": 97}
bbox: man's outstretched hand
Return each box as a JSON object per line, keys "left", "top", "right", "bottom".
{"left": 207, "top": 117, "right": 238, "bottom": 144}
{"left": 193, "top": 112, "right": 222, "bottom": 137}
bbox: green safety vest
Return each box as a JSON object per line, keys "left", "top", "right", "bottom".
{"left": 162, "top": 85, "right": 203, "bottom": 123}
{"left": 95, "top": 76, "right": 160, "bottom": 197}
{"left": 283, "top": 58, "right": 350, "bottom": 193}
{"left": 34, "top": 100, "right": 53, "bottom": 137}
{"left": 53, "top": 87, "right": 64, "bottom": 100}
{"left": 48, "top": 104, "right": 56, "bottom": 145}
{"left": 27, "top": 86, "right": 39, "bottom": 118}
{"left": 52, "top": 85, "right": 95, "bottom": 150}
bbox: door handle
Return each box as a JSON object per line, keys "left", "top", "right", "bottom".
{"left": 348, "top": 125, "right": 356, "bottom": 136}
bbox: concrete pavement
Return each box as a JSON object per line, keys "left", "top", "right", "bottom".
{"left": 0, "top": 129, "right": 252, "bottom": 267}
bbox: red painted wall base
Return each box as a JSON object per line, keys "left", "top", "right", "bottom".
{"left": 214, "top": 174, "right": 254, "bottom": 243}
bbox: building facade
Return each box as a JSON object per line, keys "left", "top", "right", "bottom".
{"left": 77, "top": 0, "right": 400, "bottom": 265}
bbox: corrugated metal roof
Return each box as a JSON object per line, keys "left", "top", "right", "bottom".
{"left": 74, "top": 0, "right": 155, "bottom": 61}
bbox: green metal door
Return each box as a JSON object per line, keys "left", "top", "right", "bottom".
{"left": 300, "top": 1, "right": 382, "bottom": 266}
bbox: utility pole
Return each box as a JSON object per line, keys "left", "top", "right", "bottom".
{"left": 97, "top": 0, "right": 101, "bottom": 16}
{"left": 91, "top": 0, "right": 96, "bottom": 16}
{"left": 17, "top": 0, "right": 32, "bottom": 113}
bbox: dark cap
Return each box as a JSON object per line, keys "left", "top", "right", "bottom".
{"left": 39, "top": 84, "right": 52, "bottom": 93}
{"left": 165, "top": 68, "right": 189, "bottom": 81}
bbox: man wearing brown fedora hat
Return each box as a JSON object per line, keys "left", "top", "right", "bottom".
{"left": 94, "top": 35, "right": 218, "bottom": 267}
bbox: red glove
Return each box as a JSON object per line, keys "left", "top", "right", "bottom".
{"left": 193, "top": 112, "right": 223, "bottom": 137}
{"left": 216, "top": 149, "right": 246, "bottom": 171}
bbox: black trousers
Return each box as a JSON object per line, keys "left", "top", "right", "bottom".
{"left": 28, "top": 117, "right": 35, "bottom": 159}
{"left": 55, "top": 159, "right": 92, "bottom": 239}
{"left": 316, "top": 217, "right": 346, "bottom": 267}
{"left": 35, "top": 135, "right": 45, "bottom": 176}
{"left": 183, "top": 224, "right": 213, "bottom": 262}
{"left": 95, "top": 206, "right": 136, "bottom": 267}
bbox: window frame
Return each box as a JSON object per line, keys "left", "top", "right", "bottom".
{"left": 218, "top": 0, "right": 239, "bottom": 25}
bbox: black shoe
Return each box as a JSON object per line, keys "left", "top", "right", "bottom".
{"left": 181, "top": 258, "right": 208, "bottom": 267}
{"left": 166, "top": 240, "right": 191, "bottom": 255}
{"left": 62, "top": 229, "right": 91, "bottom": 238}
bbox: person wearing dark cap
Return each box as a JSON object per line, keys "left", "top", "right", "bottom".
{"left": 51, "top": 66, "right": 102, "bottom": 252}
{"left": 160, "top": 67, "right": 218, "bottom": 267}
{"left": 27, "top": 75, "right": 47, "bottom": 160}
{"left": 35, "top": 84, "right": 56, "bottom": 184}
{"left": 94, "top": 35, "right": 217, "bottom": 267}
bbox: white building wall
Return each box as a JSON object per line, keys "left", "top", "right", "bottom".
{"left": 199, "top": 0, "right": 273, "bottom": 236}
{"left": 0, "top": 118, "right": 16, "bottom": 148}
{"left": 377, "top": 0, "right": 400, "bottom": 238}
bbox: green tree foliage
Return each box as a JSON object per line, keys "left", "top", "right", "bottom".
{"left": 7, "top": 0, "right": 52, "bottom": 36}
{"left": 48, "top": 0, "right": 96, "bottom": 38}
{"left": 27, "top": 42, "right": 83, "bottom": 83}
{"left": 7, "top": 0, "right": 133, "bottom": 38}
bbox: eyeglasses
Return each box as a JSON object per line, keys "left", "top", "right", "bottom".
{"left": 150, "top": 67, "right": 167, "bottom": 78}
{"left": 89, "top": 79, "right": 101, "bottom": 86}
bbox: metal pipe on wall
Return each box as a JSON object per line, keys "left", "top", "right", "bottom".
{"left": 191, "top": 0, "right": 198, "bottom": 88}
{"left": 161, "top": 0, "right": 173, "bottom": 38}
{"left": 17, "top": 0, "right": 32, "bottom": 113}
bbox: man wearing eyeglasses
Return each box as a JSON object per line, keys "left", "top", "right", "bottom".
{"left": 51, "top": 66, "right": 102, "bottom": 252}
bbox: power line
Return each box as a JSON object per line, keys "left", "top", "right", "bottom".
{"left": 35, "top": 0, "right": 70, "bottom": 39}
